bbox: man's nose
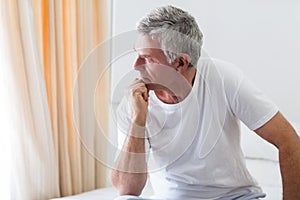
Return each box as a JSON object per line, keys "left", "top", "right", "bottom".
{"left": 133, "top": 57, "right": 146, "bottom": 71}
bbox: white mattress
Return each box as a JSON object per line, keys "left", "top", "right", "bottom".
{"left": 50, "top": 181, "right": 153, "bottom": 200}
{"left": 245, "top": 158, "right": 282, "bottom": 200}
{"left": 51, "top": 187, "right": 119, "bottom": 200}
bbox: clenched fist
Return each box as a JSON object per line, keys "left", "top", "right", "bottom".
{"left": 128, "top": 78, "right": 149, "bottom": 127}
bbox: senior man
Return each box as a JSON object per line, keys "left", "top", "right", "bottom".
{"left": 110, "top": 5, "right": 300, "bottom": 200}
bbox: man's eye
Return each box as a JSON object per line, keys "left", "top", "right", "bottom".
{"left": 140, "top": 55, "right": 149, "bottom": 59}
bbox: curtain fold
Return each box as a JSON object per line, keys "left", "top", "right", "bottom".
{"left": 1, "top": 0, "right": 110, "bottom": 198}
{"left": 32, "top": 0, "right": 110, "bottom": 197}
{"left": 0, "top": 0, "right": 60, "bottom": 199}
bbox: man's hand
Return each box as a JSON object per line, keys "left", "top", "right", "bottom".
{"left": 128, "top": 78, "right": 149, "bottom": 127}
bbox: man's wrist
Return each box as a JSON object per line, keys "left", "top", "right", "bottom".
{"left": 132, "top": 115, "right": 147, "bottom": 127}
{"left": 129, "top": 117, "right": 147, "bottom": 138}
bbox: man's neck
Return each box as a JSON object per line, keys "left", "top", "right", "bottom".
{"left": 154, "top": 67, "right": 197, "bottom": 104}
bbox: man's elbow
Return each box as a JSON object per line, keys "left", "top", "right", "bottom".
{"left": 117, "top": 186, "right": 142, "bottom": 196}
{"left": 110, "top": 170, "right": 145, "bottom": 196}
{"left": 112, "top": 181, "right": 143, "bottom": 196}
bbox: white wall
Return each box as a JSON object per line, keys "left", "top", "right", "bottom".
{"left": 110, "top": 0, "right": 300, "bottom": 123}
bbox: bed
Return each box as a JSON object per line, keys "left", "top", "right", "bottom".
{"left": 52, "top": 122, "right": 300, "bottom": 200}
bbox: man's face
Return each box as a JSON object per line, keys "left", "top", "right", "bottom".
{"left": 134, "top": 35, "right": 178, "bottom": 91}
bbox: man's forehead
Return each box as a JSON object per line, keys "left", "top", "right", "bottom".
{"left": 135, "top": 34, "right": 161, "bottom": 50}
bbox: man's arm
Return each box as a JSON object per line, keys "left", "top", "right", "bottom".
{"left": 254, "top": 112, "right": 300, "bottom": 200}
{"left": 110, "top": 124, "right": 147, "bottom": 196}
{"left": 110, "top": 79, "right": 149, "bottom": 196}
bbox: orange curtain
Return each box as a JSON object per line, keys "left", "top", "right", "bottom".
{"left": 32, "top": 0, "right": 110, "bottom": 196}
{"left": 0, "top": 0, "right": 60, "bottom": 199}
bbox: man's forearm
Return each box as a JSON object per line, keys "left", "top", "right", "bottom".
{"left": 254, "top": 112, "right": 300, "bottom": 199}
{"left": 279, "top": 137, "right": 300, "bottom": 200}
{"left": 110, "top": 124, "right": 147, "bottom": 196}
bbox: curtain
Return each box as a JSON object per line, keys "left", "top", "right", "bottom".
{"left": 0, "top": 0, "right": 110, "bottom": 199}
{"left": 31, "top": 0, "right": 110, "bottom": 197}
{"left": 0, "top": 0, "right": 60, "bottom": 199}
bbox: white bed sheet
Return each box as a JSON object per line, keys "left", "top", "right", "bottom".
{"left": 51, "top": 187, "right": 119, "bottom": 200}
{"left": 51, "top": 180, "right": 153, "bottom": 200}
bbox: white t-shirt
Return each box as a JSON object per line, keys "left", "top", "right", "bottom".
{"left": 116, "top": 58, "right": 278, "bottom": 199}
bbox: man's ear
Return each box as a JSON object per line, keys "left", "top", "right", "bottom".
{"left": 174, "top": 54, "right": 191, "bottom": 72}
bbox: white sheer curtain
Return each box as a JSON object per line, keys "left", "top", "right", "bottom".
{"left": 0, "top": 0, "right": 59, "bottom": 199}
{"left": 0, "top": 0, "right": 110, "bottom": 198}
{"left": 0, "top": 11, "right": 12, "bottom": 199}
{"left": 31, "top": 0, "right": 110, "bottom": 196}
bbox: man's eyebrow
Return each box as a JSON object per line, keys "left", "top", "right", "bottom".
{"left": 140, "top": 55, "right": 150, "bottom": 59}
{"left": 133, "top": 47, "right": 151, "bottom": 58}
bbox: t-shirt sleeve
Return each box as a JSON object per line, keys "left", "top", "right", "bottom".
{"left": 222, "top": 63, "right": 279, "bottom": 130}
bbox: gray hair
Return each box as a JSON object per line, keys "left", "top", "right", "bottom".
{"left": 137, "top": 5, "right": 203, "bottom": 67}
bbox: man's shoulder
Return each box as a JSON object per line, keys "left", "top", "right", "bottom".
{"left": 198, "top": 57, "right": 239, "bottom": 72}
{"left": 197, "top": 57, "right": 243, "bottom": 84}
